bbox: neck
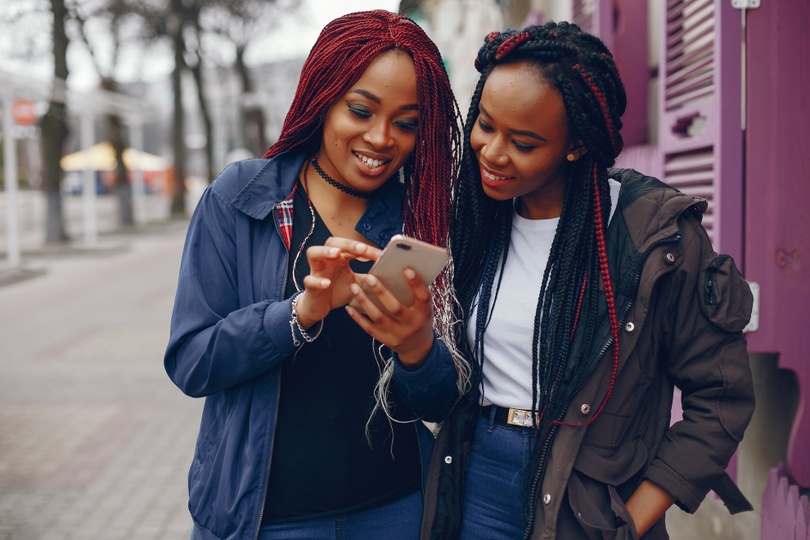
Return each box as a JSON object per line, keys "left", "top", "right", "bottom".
{"left": 302, "top": 161, "right": 369, "bottom": 242}
{"left": 311, "top": 158, "right": 378, "bottom": 200}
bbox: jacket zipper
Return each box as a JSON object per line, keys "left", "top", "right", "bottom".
{"left": 254, "top": 207, "right": 292, "bottom": 540}
{"left": 521, "top": 233, "right": 681, "bottom": 539}
{"left": 704, "top": 254, "right": 730, "bottom": 306}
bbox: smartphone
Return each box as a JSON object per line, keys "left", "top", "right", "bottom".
{"left": 362, "top": 234, "right": 449, "bottom": 308}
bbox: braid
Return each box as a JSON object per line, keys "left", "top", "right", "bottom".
{"left": 263, "top": 10, "right": 469, "bottom": 421}
{"left": 451, "top": 20, "right": 628, "bottom": 511}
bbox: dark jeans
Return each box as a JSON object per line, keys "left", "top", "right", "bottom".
{"left": 258, "top": 489, "right": 423, "bottom": 540}
{"left": 459, "top": 409, "right": 537, "bottom": 539}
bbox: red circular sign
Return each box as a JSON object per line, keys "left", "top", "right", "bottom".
{"left": 13, "top": 100, "right": 38, "bottom": 125}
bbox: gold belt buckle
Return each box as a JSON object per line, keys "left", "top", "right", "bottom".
{"left": 507, "top": 408, "right": 537, "bottom": 428}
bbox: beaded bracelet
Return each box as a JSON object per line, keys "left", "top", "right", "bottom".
{"left": 289, "top": 293, "right": 323, "bottom": 347}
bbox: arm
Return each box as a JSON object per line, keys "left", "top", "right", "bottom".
{"left": 625, "top": 480, "right": 676, "bottom": 537}
{"left": 642, "top": 215, "right": 755, "bottom": 515}
{"left": 391, "top": 337, "right": 460, "bottom": 422}
{"left": 324, "top": 237, "right": 460, "bottom": 420}
{"left": 164, "top": 185, "right": 300, "bottom": 397}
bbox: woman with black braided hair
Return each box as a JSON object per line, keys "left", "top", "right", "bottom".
{"left": 381, "top": 21, "right": 755, "bottom": 539}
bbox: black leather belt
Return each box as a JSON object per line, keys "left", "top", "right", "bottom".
{"left": 481, "top": 405, "right": 539, "bottom": 428}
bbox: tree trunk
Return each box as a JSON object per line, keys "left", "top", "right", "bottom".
{"left": 41, "top": 0, "right": 70, "bottom": 244}
{"left": 101, "top": 78, "right": 133, "bottom": 227}
{"left": 190, "top": 61, "right": 215, "bottom": 184}
{"left": 235, "top": 46, "right": 265, "bottom": 156}
{"left": 169, "top": 9, "right": 187, "bottom": 217}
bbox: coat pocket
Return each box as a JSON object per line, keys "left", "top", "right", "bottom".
{"left": 699, "top": 253, "right": 753, "bottom": 332}
{"left": 566, "top": 468, "right": 639, "bottom": 540}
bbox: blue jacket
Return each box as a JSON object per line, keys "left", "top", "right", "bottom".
{"left": 164, "top": 152, "right": 413, "bottom": 540}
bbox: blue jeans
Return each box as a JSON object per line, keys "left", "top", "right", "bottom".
{"left": 459, "top": 410, "right": 537, "bottom": 540}
{"left": 257, "top": 489, "right": 423, "bottom": 540}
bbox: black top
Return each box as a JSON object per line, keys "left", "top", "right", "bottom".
{"left": 263, "top": 185, "right": 421, "bottom": 524}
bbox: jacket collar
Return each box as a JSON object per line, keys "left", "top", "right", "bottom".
{"left": 230, "top": 151, "right": 404, "bottom": 248}
{"left": 610, "top": 167, "right": 707, "bottom": 252}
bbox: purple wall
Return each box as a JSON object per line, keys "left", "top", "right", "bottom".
{"left": 744, "top": 0, "right": 810, "bottom": 490}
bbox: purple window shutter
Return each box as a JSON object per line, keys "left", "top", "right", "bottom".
{"left": 572, "top": 0, "right": 651, "bottom": 154}
{"left": 658, "top": 0, "right": 743, "bottom": 261}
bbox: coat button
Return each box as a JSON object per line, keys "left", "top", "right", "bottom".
{"left": 444, "top": 455, "right": 453, "bottom": 464}
{"left": 543, "top": 493, "right": 552, "bottom": 505}
{"left": 580, "top": 403, "right": 591, "bottom": 415}
{"left": 665, "top": 252, "right": 675, "bottom": 263}
{"left": 624, "top": 321, "right": 635, "bottom": 332}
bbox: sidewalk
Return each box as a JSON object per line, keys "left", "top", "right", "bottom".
{"left": 0, "top": 219, "right": 202, "bottom": 540}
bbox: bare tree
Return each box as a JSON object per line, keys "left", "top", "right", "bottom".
{"left": 202, "top": 0, "right": 301, "bottom": 156}
{"left": 40, "top": 0, "right": 71, "bottom": 244}
{"left": 68, "top": 0, "right": 137, "bottom": 226}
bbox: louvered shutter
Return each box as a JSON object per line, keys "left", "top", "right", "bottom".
{"left": 659, "top": 0, "right": 743, "bottom": 259}
{"left": 571, "top": 0, "right": 651, "bottom": 154}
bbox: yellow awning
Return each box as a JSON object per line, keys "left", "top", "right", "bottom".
{"left": 60, "top": 142, "right": 170, "bottom": 172}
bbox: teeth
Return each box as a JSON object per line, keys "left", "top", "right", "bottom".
{"left": 356, "top": 153, "right": 385, "bottom": 169}
{"left": 482, "top": 169, "right": 508, "bottom": 182}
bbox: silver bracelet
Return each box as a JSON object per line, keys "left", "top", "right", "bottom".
{"left": 289, "top": 293, "right": 322, "bottom": 347}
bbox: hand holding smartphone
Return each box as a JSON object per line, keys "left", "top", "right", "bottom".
{"left": 361, "top": 234, "right": 449, "bottom": 310}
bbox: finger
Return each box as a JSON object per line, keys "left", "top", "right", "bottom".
{"left": 349, "top": 281, "right": 393, "bottom": 323}
{"left": 344, "top": 304, "right": 377, "bottom": 335}
{"left": 305, "top": 245, "right": 342, "bottom": 265}
{"left": 403, "top": 268, "right": 432, "bottom": 306}
{"left": 324, "top": 237, "right": 383, "bottom": 262}
{"left": 302, "top": 275, "right": 331, "bottom": 290}
{"left": 359, "top": 274, "right": 409, "bottom": 319}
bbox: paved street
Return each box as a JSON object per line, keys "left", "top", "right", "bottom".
{"left": 0, "top": 220, "right": 202, "bottom": 540}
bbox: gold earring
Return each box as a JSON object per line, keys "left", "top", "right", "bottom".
{"left": 567, "top": 153, "right": 576, "bottom": 162}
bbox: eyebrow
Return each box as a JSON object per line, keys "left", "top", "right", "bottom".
{"left": 479, "top": 104, "right": 546, "bottom": 141}
{"left": 350, "top": 89, "right": 419, "bottom": 111}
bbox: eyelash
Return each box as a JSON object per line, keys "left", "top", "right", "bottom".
{"left": 477, "top": 118, "right": 536, "bottom": 152}
{"left": 348, "top": 105, "right": 418, "bottom": 132}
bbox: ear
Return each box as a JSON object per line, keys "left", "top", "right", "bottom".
{"left": 566, "top": 140, "right": 587, "bottom": 162}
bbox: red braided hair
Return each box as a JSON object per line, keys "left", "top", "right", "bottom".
{"left": 263, "top": 10, "right": 462, "bottom": 249}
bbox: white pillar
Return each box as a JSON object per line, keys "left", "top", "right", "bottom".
{"left": 80, "top": 110, "right": 97, "bottom": 246}
{"left": 3, "top": 94, "right": 21, "bottom": 266}
{"left": 129, "top": 121, "right": 146, "bottom": 225}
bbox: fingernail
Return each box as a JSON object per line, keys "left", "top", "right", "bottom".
{"left": 365, "top": 275, "right": 377, "bottom": 286}
{"left": 345, "top": 305, "right": 355, "bottom": 315}
{"left": 350, "top": 284, "right": 360, "bottom": 294}
{"left": 404, "top": 268, "right": 416, "bottom": 279}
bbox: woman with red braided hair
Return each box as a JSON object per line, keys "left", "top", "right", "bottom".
{"left": 384, "top": 21, "right": 755, "bottom": 539}
{"left": 164, "top": 10, "right": 463, "bottom": 540}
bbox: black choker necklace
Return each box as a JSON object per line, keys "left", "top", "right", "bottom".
{"left": 311, "top": 158, "right": 375, "bottom": 199}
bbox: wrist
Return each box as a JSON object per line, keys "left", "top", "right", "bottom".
{"left": 290, "top": 292, "right": 323, "bottom": 346}
{"left": 293, "top": 291, "right": 319, "bottom": 329}
{"left": 397, "top": 331, "right": 434, "bottom": 369}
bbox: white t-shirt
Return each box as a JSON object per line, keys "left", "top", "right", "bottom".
{"left": 469, "top": 179, "right": 621, "bottom": 408}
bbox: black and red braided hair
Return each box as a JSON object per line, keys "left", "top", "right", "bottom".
{"left": 263, "top": 10, "right": 462, "bottom": 250}
{"left": 446, "top": 21, "right": 628, "bottom": 522}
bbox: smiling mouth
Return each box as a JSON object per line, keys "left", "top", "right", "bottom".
{"left": 354, "top": 152, "right": 388, "bottom": 170}
{"left": 481, "top": 167, "right": 510, "bottom": 183}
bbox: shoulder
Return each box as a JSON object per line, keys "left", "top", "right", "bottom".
{"left": 209, "top": 153, "right": 307, "bottom": 219}
{"left": 609, "top": 167, "right": 707, "bottom": 244}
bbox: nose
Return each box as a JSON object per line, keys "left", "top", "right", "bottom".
{"left": 363, "top": 119, "right": 394, "bottom": 149}
{"left": 478, "top": 134, "right": 509, "bottom": 166}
